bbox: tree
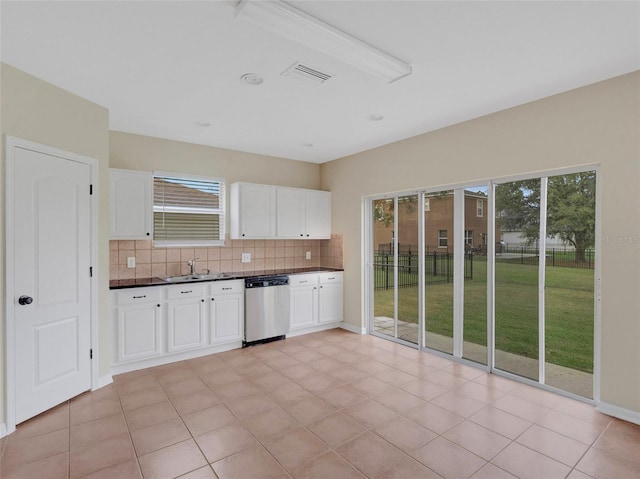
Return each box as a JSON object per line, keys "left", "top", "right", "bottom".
{"left": 495, "top": 172, "right": 595, "bottom": 263}
{"left": 495, "top": 179, "right": 541, "bottom": 245}
{"left": 546, "top": 172, "right": 596, "bottom": 263}
{"left": 372, "top": 196, "right": 418, "bottom": 227}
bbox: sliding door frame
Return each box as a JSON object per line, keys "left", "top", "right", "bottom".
{"left": 363, "top": 163, "right": 600, "bottom": 403}
{"left": 489, "top": 165, "right": 600, "bottom": 402}
{"left": 366, "top": 190, "right": 424, "bottom": 349}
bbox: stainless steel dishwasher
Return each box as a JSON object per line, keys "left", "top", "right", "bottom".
{"left": 244, "top": 275, "right": 290, "bottom": 347}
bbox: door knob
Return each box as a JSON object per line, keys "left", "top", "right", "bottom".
{"left": 18, "top": 295, "right": 33, "bottom": 305}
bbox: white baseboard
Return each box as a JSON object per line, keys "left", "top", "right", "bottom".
{"left": 340, "top": 321, "right": 366, "bottom": 334}
{"left": 287, "top": 322, "right": 341, "bottom": 338}
{"left": 1, "top": 422, "right": 7, "bottom": 438}
{"left": 597, "top": 401, "right": 640, "bottom": 425}
{"left": 110, "top": 342, "right": 242, "bottom": 376}
{"left": 93, "top": 374, "right": 113, "bottom": 391}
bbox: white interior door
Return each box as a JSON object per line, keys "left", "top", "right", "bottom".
{"left": 11, "top": 144, "right": 92, "bottom": 424}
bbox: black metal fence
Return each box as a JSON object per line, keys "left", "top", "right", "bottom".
{"left": 373, "top": 247, "right": 473, "bottom": 291}
{"left": 496, "top": 245, "right": 595, "bottom": 269}
{"left": 373, "top": 243, "right": 594, "bottom": 291}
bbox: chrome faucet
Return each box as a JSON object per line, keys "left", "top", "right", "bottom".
{"left": 187, "top": 258, "right": 199, "bottom": 275}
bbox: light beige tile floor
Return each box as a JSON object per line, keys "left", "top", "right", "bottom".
{"left": 1, "top": 329, "right": 639, "bottom": 478}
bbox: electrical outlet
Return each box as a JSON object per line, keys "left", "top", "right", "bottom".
{"left": 127, "top": 257, "right": 136, "bottom": 268}
{"left": 305, "top": 251, "right": 311, "bottom": 260}
{"left": 241, "top": 253, "right": 251, "bottom": 263}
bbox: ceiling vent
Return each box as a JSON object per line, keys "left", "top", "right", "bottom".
{"left": 282, "top": 62, "right": 332, "bottom": 85}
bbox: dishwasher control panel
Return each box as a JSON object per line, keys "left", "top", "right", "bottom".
{"left": 245, "top": 276, "right": 289, "bottom": 288}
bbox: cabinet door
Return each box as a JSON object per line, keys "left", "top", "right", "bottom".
{"left": 240, "top": 184, "right": 276, "bottom": 238}
{"left": 290, "top": 286, "right": 317, "bottom": 330}
{"left": 318, "top": 282, "right": 343, "bottom": 324}
{"left": 167, "top": 298, "right": 206, "bottom": 352}
{"left": 110, "top": 169, "right": 152, "bottom": 239}
{"left": 305, "top": 190, "right": 331, "bottom": 239}
{"left": 276, "top": 187, "right": 305, "bottom": 238}
{"left": 210, "top": 294, "right": 244, "bottom": 344}
{"left": 117, "top": 302, "right": 162, "bottom": 362}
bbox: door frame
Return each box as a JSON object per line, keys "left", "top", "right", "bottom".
{"left": 4, "top": 135, "right": 99, "bottom": 434}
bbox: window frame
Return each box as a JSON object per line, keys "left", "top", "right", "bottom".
{"left": 477, "top": 199, "right": 484, "bottom": 217}
{"left": 152, "top": 171, "right": 225, "bottom": 247}
{"left": 465, "top": 229, "right": 473, "bottom": 246}
{"left": 438, "top": 229, "right": 448, "bottom": 248}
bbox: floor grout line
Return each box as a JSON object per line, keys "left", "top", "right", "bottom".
{"left": 2, "top": 329, "right": 637, "bottom": 479}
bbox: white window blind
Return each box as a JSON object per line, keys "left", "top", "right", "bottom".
{"left": 153, "top": 173, "right": 225, "bottom": 246}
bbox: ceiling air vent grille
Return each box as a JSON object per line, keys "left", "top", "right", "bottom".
{"left": 282, "top": 62, "right": 333, "bottom": 85}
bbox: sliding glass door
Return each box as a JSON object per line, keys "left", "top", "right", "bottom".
{"left": 493, "top": 171, "right": 596, "bottom": 397}
{"left": 371, "top": 195, "right": 420, "bottom": 345}
{"left": 397, "top": 195, "right": 420, "bottom": 344}
{"left": 372, "top": 198, "right": 397, "bottom": 340}
{"left": 494, "top": 179, "right": 541, "bottom": 380}
{"left": 462, "top": 186, "right": 489, "bottom": 365}
{"left": 424, "top": 190, "right": 454, "bottom": 354}
{"left": 543, "top": 171, "right": 595, "bottom": 398}
{"left": 367, "top": 168, "right": 596, "bottom": 399}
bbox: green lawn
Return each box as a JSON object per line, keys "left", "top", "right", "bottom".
{"left": 374, "top": 259, "right": 594, "bottom": 373}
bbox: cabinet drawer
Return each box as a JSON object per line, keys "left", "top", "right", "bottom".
{"left": 319, "top": 272, "right": 342, "bottom": 284}
{"left": 209, "top": 280, "right": 244, "bottom": 296}
{"left": 116, "top": 287, "right": 162, "bottom": 305}
{"left": 289, "top": 274, "right": 318, "bottom": 288}
{"left": 166, "top": 283, "right": 205, "bottom": 300}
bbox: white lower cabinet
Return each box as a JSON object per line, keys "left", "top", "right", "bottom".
{"left": 319, "top": 273, "right": 344, "bottom": 324}
{"left": 166, "top": 284, "right": 206, "bottom": 353}
{"left": 209, "top": 280, "right": 244, "bottom": 344}
{"left": 289, "top": 274, "right": 318, "bottom": 331}
{"left": 111, "top": 280, "right": 244, "bottom": 370}
{"left": 289, "top": 272, "right": 342, "bottom": 333}
{"left": 114, "top": 287, "right": 163, "bottom": 363}
{"left": 111, "top": 273, "right": 341, "bottom": 372}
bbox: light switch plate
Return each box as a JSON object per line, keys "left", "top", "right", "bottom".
{"left": 127, "top": 257, "right": 136, "bottom": 268}
{"left": 305, "top": 251, "right": 311, "bottom": 260}
{"left": 241, "top": 253, "right": 251, "bottom": 263}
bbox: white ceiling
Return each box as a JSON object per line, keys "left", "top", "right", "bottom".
{"left": 2, "top": 1, "right": 639, "bottom": 164}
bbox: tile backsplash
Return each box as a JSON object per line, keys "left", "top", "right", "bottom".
{"left": 110, "top": 234, "right": 343, "bottom": 280}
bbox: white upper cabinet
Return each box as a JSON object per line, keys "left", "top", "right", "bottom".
{"left": 110, "top": 168, "right": 153, "bottom": 239}
{"left": 231, "top": 183, "right": 331, "bottom": 240}
{"left": 276, "top": 188, "right": 306, "bottom": 238}
{"left": 303, "top": 189, "right": 331, "bottom": 239}
{"left": 230, "top": 183, "right": 277, "bottom": 239}
{"left": 277, "top": 187, "right": 331, "bottom": 239}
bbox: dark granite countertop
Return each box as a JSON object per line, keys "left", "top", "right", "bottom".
{"left": 109, "top": 267, "right": 344, "bottom": 290}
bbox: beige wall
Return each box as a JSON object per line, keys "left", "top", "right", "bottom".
{"left": 321, "top": 71, "right": 640, "bottom": 413}
{"left": 0, "top": 63, "right": 110, "bottom": 427}
{"left": 110, "top": 130, "right": 320, "bottom": 191}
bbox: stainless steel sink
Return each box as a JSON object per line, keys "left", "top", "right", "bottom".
{"left": 161, "top": 273, "right": 232, "bottom": 283}
{"left": 195, "top": 273, "right": 232, "bottom": 280}
{"left": 161, "top": 275, "right": 199, "bottom": 283}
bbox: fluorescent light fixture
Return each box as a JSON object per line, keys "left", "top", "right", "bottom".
{"left": 235, "top": 0, "right": 412, "bottom": 83}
